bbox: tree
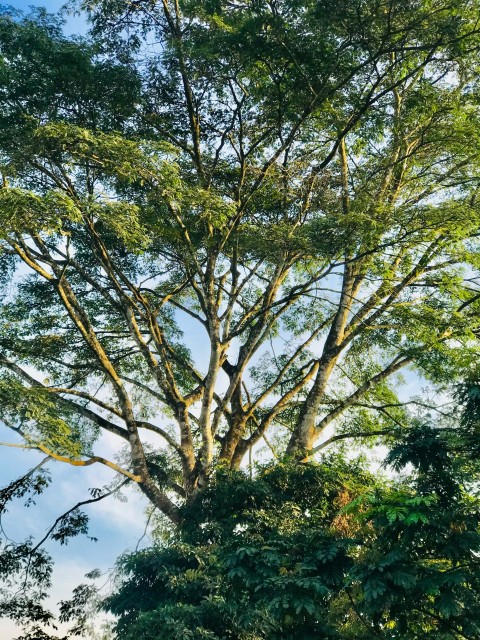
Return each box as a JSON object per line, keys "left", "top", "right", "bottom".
{"left": 1, "top": 0, "right": 480, "bottom": 633}
{"left": 99, "top": 409, "right": 480, "bottom": 640}
{"left": 87, "top": 381, "right": 480, "bottom": 640}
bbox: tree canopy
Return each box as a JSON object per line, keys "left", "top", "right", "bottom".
{"left": 1, "top": 0, "right": 480, "bottom": 637}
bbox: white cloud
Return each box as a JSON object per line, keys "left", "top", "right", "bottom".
{"left": 88, "top": 484, "right": 148, "bottom": 534}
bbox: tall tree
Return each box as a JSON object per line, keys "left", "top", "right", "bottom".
{"left": 1, "top": 0, "right": 480, "bottom": 532}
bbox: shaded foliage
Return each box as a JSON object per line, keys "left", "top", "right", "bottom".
{"left": 104, "top": 421, "right": 480, "bottom": 640}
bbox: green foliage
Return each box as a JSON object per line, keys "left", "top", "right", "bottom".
{"left": 0, "top": 188, "right": 81, "bottom": 236}
{"left": 104, "top": 427, "right": 480, "bottom": 640}
{"left": 0, "top": 373, "right": 91, "bottom": 457}
{"left": 105, "top": 457, "right": 371, "bottom": 640}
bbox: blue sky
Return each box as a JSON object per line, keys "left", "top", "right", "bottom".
{"left": 0, "top": 433, "right": 151, "bottom": 638}
{"left": 5, "top": 0, "right": 85, "bottom": 32}
{"left": 6, "top": 0, "right": 65, "bottom": 9}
